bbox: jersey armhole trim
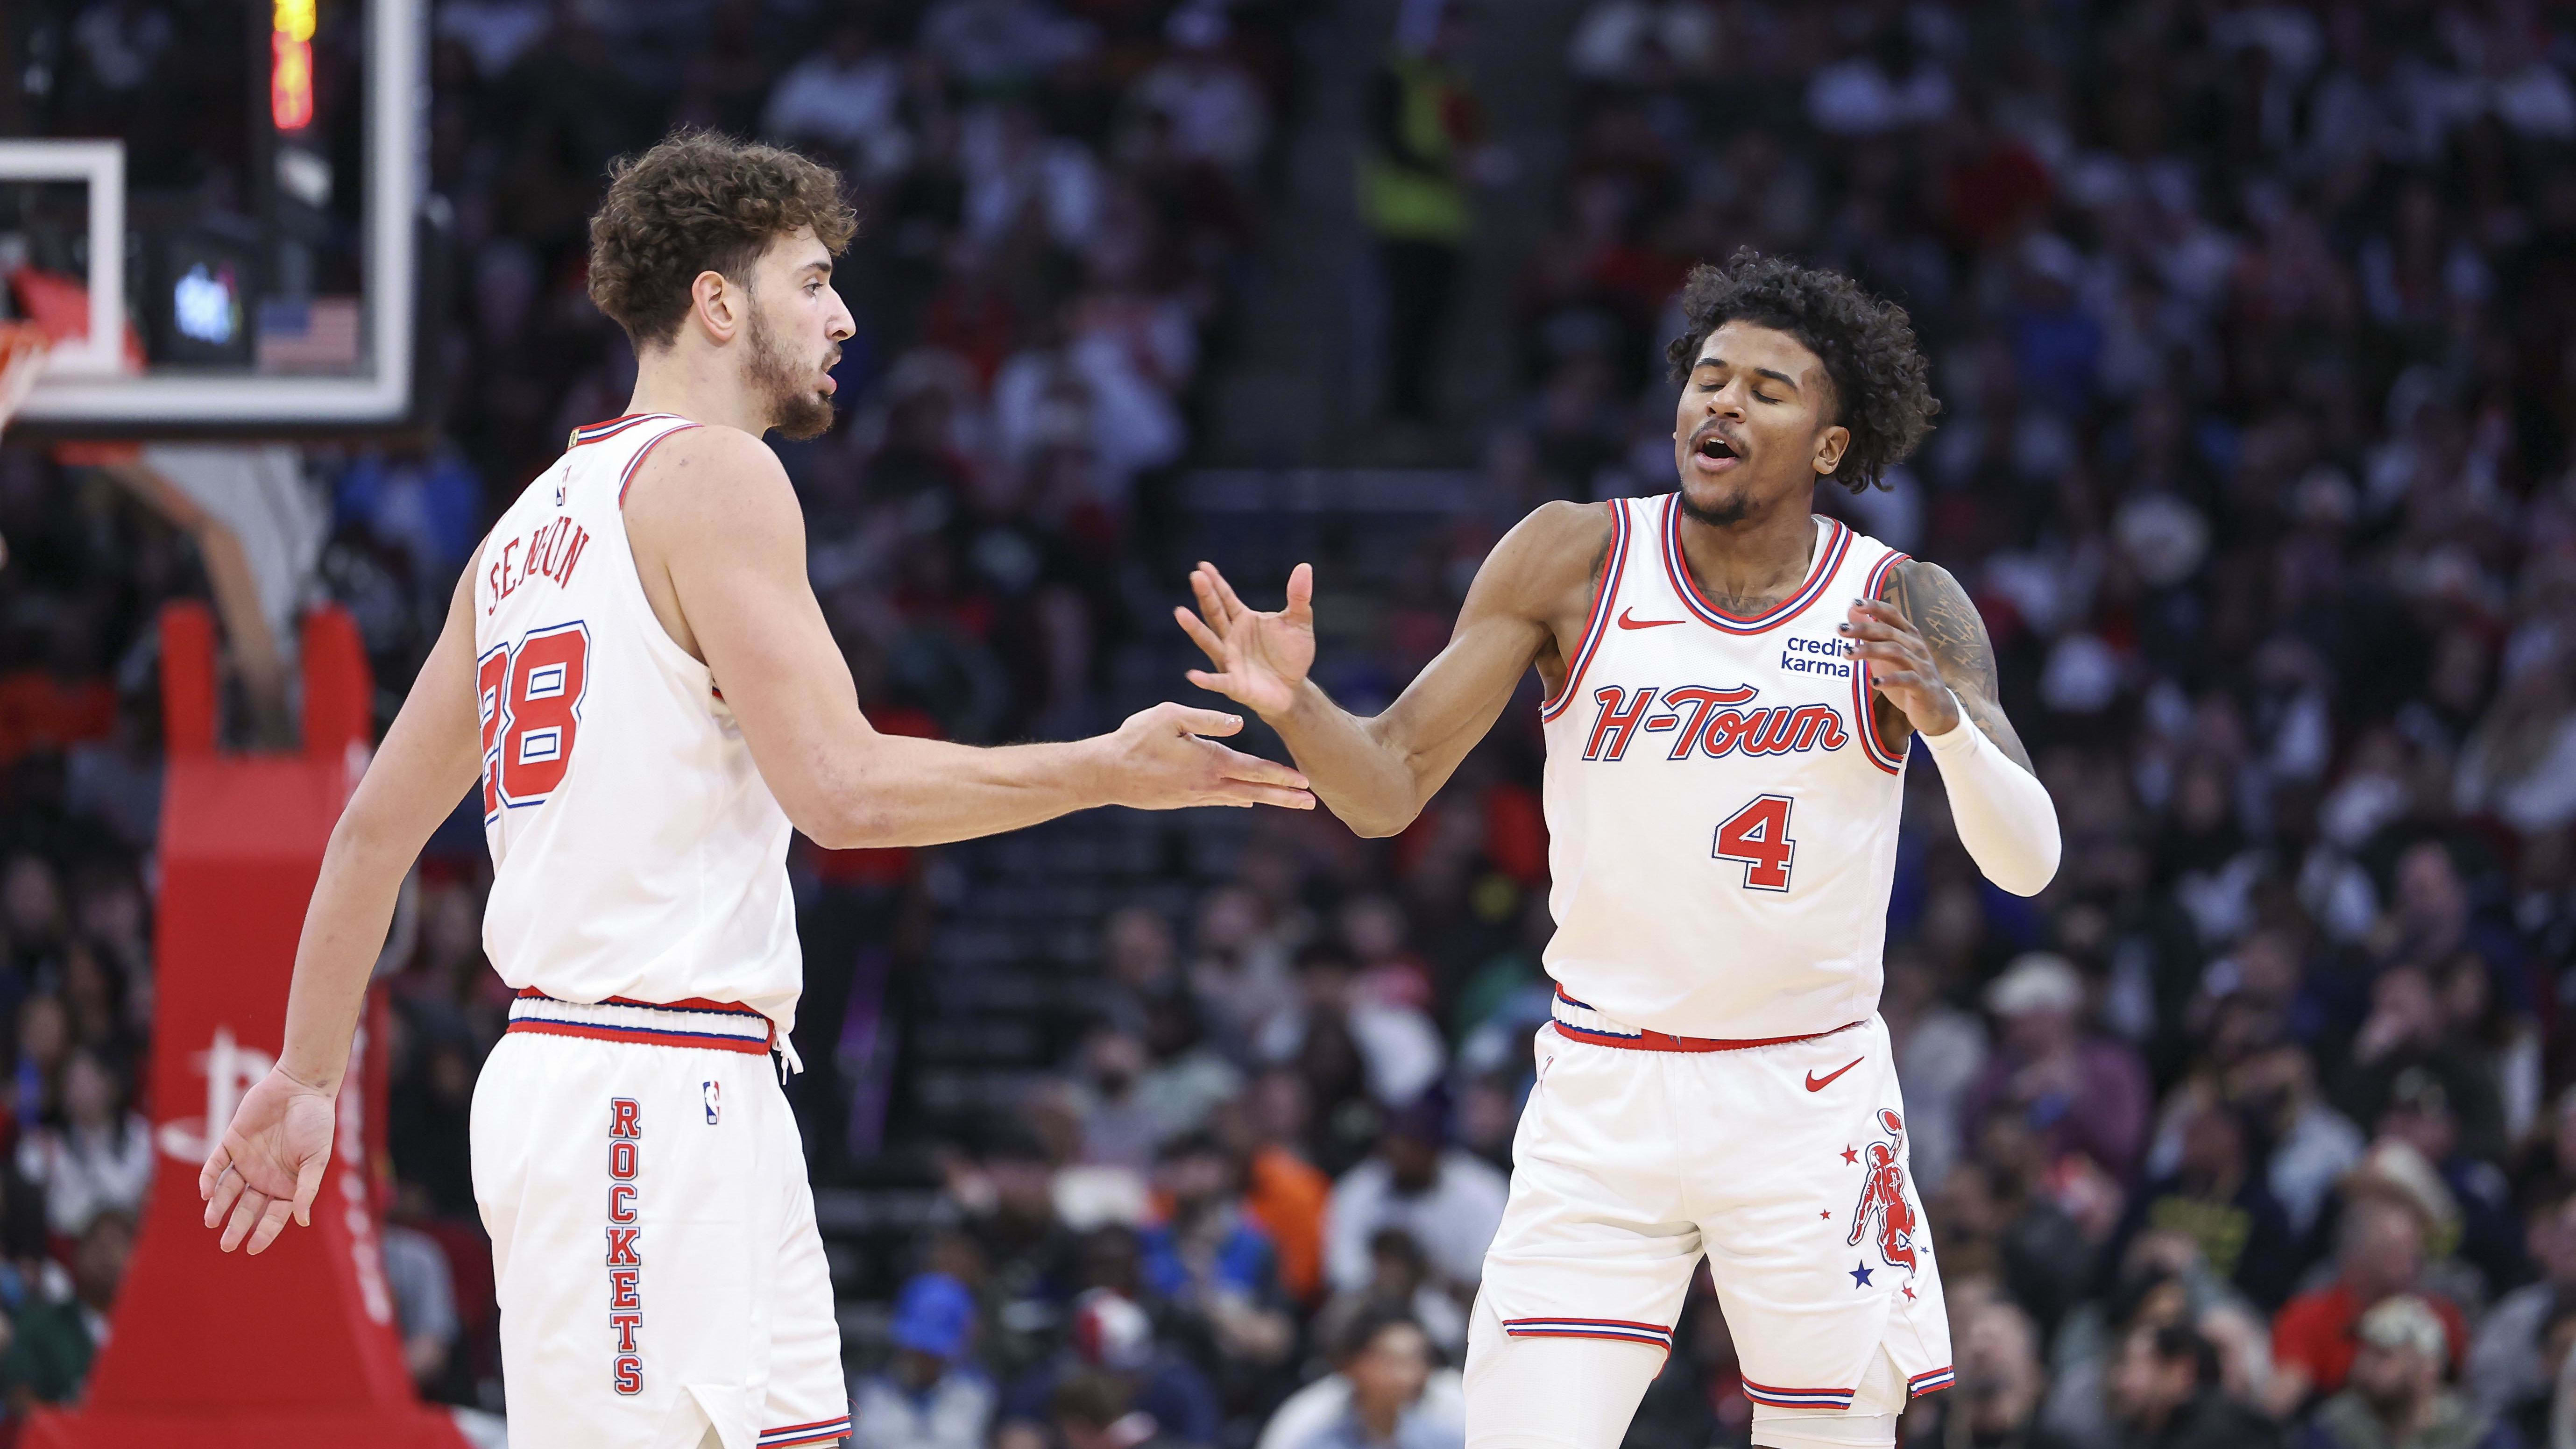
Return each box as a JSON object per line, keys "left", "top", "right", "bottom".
{"left": 1537, "top": 500, "right": 1631, "bottom": 722}
{"left": 1853, "top": 548, "right": 1911, "bottom": 772}
{"left": 617, "top": 422, "right": 704, "bottom": 506}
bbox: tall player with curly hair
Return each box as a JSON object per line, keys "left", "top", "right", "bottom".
{"left": 195, "top": 132, "right": 1312, "bottom": 1449}
{"left": 1177, "top": 250, "right": 2060, "bottom": 1449}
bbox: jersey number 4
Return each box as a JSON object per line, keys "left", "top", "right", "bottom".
{"left": 1713, "top": 793, "right": 1796, "bottom": 891}
{"left": 479, "top": 622, "right": 590, "bottom": 817}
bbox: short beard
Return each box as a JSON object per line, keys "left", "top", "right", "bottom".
{"left": 1675, "top": 486, "right": 1755, "bottom": 529}
{"left": 747, "top": 305, "right": 835, "bottom": 441}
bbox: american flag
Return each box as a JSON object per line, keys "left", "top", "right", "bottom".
{"left": 255, "top": 297, "right": 361, "bottom": 371}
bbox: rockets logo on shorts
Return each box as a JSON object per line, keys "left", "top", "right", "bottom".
{"left": 1846, "top": 1108, "right": 1921, "bottom": 1277}
{"left": 608, "top": 1096, "right": 644, "bottom": 1394}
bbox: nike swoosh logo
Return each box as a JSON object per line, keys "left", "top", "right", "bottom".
{"left": 1617, "top": 608, "right": 1682, "bottom": 630}
{"left": 1805, "top": 1058, "right": 1864, "bottom": 1092}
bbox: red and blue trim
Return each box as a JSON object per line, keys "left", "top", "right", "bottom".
{"left": 504, "top": 989, "right": 775, "bottom": 1055}
{"left": 1549, "top": 985, "right": 1860, "bottom": 1054}
{"left": 1501, "top": 1316, "right": 1673, "bottom": 1351}
{"left": 1663, "top": 499, "right": 1849, "bottom": 635}
{"left": 569, "top": 413, "right": 671, "bottom": 447}
{"left": 1538, "top": 500, "right": 1633, "bottom": 723}
{"left": 1852, "top": 547, "right": 1911, "bottom": 774}
{"left": 1907, "top": 1366, "right": 1956, "bottom": 1399}
{"left": 617, "top": 421, "right": 704, "bottom": 505}
{"left": 1741, "top": 1378, "right": 1857, "bottom": 1411}
{"left": 758, "top": 1410, "right": 852, "bottom": 1447}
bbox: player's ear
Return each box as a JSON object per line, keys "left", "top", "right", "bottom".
{"left": 690, "top": 270, "right": 742, "bottom": 345}
{"left": 1812, "top": 425, "right": 1850, "bottom": 478}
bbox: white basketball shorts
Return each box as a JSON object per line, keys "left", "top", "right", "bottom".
{"left": 471, "top": 992, "right": 849, "bottom": 1449}
{"left": 1473, "top": 990, "right": 1954, "bottom": 1412}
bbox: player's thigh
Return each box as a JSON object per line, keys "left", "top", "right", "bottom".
{"left": 1481, "top": 1031, "right": 1704, "bottom": 1342}
{"left": 1463, "top": 1287, "right": 1665, "bottom": 1449}
{"left": 1690, "top": 1022, "right": 1948, "bottom": 1413}
{"left": 474, "top": 1037, "right": 775, "bottom": 1449}
{"left": 756, "top": 1099, "right": 849, "bottom": 1449}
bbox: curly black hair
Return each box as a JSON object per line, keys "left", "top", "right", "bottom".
{"left": 1664, "top": 249, "right": 1939, "bottom": 493}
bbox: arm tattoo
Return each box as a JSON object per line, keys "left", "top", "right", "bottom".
{"left": 1881, "top": 561, "right": 2035, "bottom": 773}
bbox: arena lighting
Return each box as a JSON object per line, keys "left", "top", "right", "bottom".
{"left": 272, "top": 0, "right": 316, "bottom": 131}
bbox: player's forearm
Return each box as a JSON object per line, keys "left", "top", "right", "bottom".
{"left": 1270, "top": 682, "right": 1429, "bottom": 838}
{"left": 276, "top": 812, "right": 419, "bottom": 1094}
{"left": 814, "top": 734, "right": 1112, "bottom": 849}
{"left": 1920, "top": 697, "right": 2060, "bottom": 896}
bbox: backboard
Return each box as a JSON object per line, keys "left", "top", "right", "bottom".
{"left": 1, "top": 0, "right": 429, "bottom": 436}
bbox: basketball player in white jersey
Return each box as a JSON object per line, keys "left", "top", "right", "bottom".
{"left": 1175, "top": 251, "right": 2061, "bottom": 1449}
{"left": 194, "top": 132, "right": 1312, "bottom": 1449}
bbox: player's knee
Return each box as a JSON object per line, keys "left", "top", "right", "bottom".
{"left": 1748, "top": 1409, "right": 1899, "bottom": 1449}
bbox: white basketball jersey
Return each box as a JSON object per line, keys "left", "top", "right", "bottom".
{"left": 473, "top": 413, "right": 802, "bottom": 1033}
{"left": 1538, "top": 495, "right": 1911, "bottom": 1039}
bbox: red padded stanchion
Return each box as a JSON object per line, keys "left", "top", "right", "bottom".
{"left": 24, "top": 604, "right": 469, "bottom": 1449}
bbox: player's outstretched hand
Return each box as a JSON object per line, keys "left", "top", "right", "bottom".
{"left": 1098, "top": 702, "right": 1315, "bottom": 811}
{"left": 1175, "top": 561, "right": 1316, "bottom": 720}
{"left": 198, "top": 1065, "right": 336, "bottom": 1256}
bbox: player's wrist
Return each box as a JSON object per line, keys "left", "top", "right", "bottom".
{"left": 272, "top": 1058, "right": 341, "bottom": 1099}
{"left": 1915, "top": 686, "right": 1967, "bottom": 742}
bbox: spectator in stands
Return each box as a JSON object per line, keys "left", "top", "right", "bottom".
{"left": 2299, "top": 1295, "right": 2514, "bottom": 1449}
{"left": 999, "top": 1291, "right": 1215, "bottom": 1449}
{"left": 2107, "top": 1098, "right": 2299, "bottom": 1309}
{"left": 1051, "top": 1367, "right": 1187, "bottom": 1449}
{"left": 15, "top": 1048, "right": 151, "bottom": 1239}
{"left": 2233, "top": 1041, "right": 2368, "bottom": 1243}
{"left": 1933, "top": 1295, "right": 2080, "bottom": 1449}
{"left": 1222, "top": 1070, "right": 1331, "bottom": 1307}
{"left": 0, "top": 1208, "right": 130, "bottom": 1413}
{"left": 2107, "top": 1323, "right": 2281, "bottom": 1449}
{"left": 2468, "top": 1190, "right": 2576, "bottom": 1440}
{"left": 1139, "top": 1131, "right": 1293, "bottom": 1370}
{"left": 1314, "top": 1228, "right": 1467, "bottom": 1364}
{"left": 851, "top": 1272, "right": 996, "bottom": 1449}
{"left": 1273, "top": 1308, "right": 1457, "bottom": 1449}
{"left": 1323, "top": 1100, "right": 1506, "bottom": 1299}
{"left": 1964, "top": 952, "right": 2154, "bottom": 1183}
{"left": 1358, "top": 1, "right": 1485, "bottom": 422}
{"left": 2273, "top": 1193, "right": 2472, "bottom": 1416}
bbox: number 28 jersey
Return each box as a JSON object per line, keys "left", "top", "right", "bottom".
{"left": 1538, "top": 494, "right": 1910, "bottom": 1041}
{"left": 472, "top": 413, "right": 802, "bottom": 1034}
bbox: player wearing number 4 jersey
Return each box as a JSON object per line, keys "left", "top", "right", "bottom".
{"left": 195, "top": 132, "right": 1313, "bottom": 1449}
{"left": 1177, "top": 251, "right": 2060, "bottom": 1449}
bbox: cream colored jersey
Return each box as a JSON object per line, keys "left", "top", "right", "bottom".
{"left": 473, "top": 413, "right": 801, "bottom": 1034}
{"left": 1537, "top": 494, "right": 1911, "bottom": 1040}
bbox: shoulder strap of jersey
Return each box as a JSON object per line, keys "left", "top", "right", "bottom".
{"left": 1538, "top": 496, "right": 1638, "bottom": 723}
{"left": 1848, "top": 532, "right": 1912, "bottom": 773}
{"left": 562, "top": 413, "right": 705, "bottom": 510}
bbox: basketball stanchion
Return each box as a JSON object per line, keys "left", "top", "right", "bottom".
{"left": 25, "top": 603, "right": 470, "bottom": 1449}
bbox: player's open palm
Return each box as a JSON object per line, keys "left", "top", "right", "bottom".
{"left": 1101, "top": 702, "right": 1315, "bottom": 811}
{"left": 199, "top": 1065, "right": 335, "bottom": 1255}
{"left": 1174, "top": 561, "right": 1316, "bottom": 719}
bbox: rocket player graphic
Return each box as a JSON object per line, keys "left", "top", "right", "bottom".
{"left": 1176, "top": 250, "right": 2056, "bottom": 1449}
{"left": 1848, "top": 1111, "right": 1918, "bottom": 1277}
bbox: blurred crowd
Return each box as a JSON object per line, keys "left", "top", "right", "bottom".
{"left": 2, "top": 0, "right": 2576, "bottom": 1447}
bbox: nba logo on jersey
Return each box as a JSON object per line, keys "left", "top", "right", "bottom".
{"left": 703, "top": 1081, "right": 721, "bottom": 1125}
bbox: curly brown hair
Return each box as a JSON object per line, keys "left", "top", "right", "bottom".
{"left": 587, "top": 130, "right": 858, "bottom": 348}
{"left": 1664, "top": 249, "right": 1939, "bottom": 492}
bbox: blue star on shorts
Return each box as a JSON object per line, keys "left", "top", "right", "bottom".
{"left": 1850, "top": 1263, "right": 1874, "bottom": 1287}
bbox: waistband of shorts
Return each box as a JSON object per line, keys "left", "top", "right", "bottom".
{"left": 1549, "top": 986, "right": 1861, "bottom": 1053}
{"left": 505, "top": 989, "right": 776, "bottom": 1055}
